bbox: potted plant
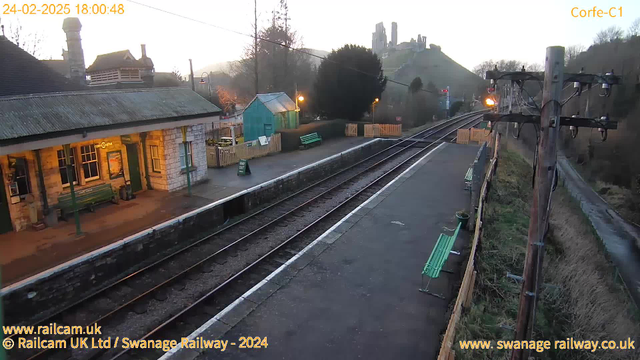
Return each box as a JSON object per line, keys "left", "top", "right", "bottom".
{"left": 456, "top": 209, "right": 470, "bottom": 228}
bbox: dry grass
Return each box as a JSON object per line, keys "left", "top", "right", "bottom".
{"left": 545, "top": 187, "right": 640, "bottom": 360}
{"left": 455, "top": 149, "right": 640, "bottom": 360}
{"left": 593, "top": 180, "right": 640, "bottom": 228}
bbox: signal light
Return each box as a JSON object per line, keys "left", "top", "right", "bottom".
{"left": 485, "top": 98, "right": 496, "bottom": 107}
{"left": 442, "top": 89, "right": 448, "bottom": 93}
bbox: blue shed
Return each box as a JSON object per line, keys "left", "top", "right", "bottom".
{"left": 243, "top": 92, "right": 298, "bottom": 141}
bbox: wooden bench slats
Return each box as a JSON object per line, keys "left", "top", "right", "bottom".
{"left": 464, "top": 167, "right": 473, "bottom": 182}
{"left": 57, "top": 183, "right": 115, "bottom": 217}
{"left": 422, "top": 223, "right": 462, "bottom": 279}
{"left": 300, "top": 132, "right": 322, "bottom": 146}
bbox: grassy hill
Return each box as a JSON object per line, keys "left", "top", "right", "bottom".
{"left": 382, "top": 48, "right": 486, "bottom": 99}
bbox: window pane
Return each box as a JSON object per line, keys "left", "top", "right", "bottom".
{"left": 60, "top": 168, "right": 69, "bottom": 185}
{"left": 90, "top": 162, "right": 98, "bottom": 177}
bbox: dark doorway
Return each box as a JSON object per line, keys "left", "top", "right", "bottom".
{"left": 0, "top": 166, "right": 13, "bottom": 234}
{"left": 125, "top": 143, "right": 143, "bottom": 193}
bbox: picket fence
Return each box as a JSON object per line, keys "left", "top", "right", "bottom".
{"left": 206, "top": 133, "right": 281, "bottom": 168}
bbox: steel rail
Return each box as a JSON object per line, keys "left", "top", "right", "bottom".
{"left": 15, "top": 112, "right": 485, "bottom": 360}
{"left": 110, "top": 113, "right": 485, "bottom": 360}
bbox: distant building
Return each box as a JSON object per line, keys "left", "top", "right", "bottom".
{"left": 243, "top": 93, "right": 297, "bottom": 142}
{"left": 391, "top": 22, "right": 398, "bottom": 47}
{"left": 86, "top": 46, "right": 154, "bottom": 88}
{"left": 372, "top": 22, "right": 426, "bottom": 56}
{"left": 372, "top": 22, "right": 387, "bottom": 55}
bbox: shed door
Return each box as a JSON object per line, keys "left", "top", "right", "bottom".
{"left": 0, "top": 166, "right": 13, "bottom": 234}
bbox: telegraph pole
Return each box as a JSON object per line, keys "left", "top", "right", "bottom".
{"left": 189, "top": 59, "right": 195, "bottom": 92}
{"left": 254, "top": 0, "right": 259, "bottom": 95}
{"left": 511, "top": 46, "right": 564, "bottom": 360}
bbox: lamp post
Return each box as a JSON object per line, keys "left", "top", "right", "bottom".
{"left": 295, "top": 83, "right": 304, "bottom": 125}
{"left": 372, "top": 98, "right": 379, "bottom": 124}
{"left": 199, "top": 72, "right": 212, "bottom": 102}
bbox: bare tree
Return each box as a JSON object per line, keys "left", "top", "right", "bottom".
{"left": 594, "top": 26, "right": 624, "bottom": 44}
{"left": 628, "top": 18, "right": 640, "bottom": 38}
{"left": 526, "top": 62, "right": 544, "bottom": 72}
{"left": 0, "top": 17, "right": 43, "bottom": 57}
{"left": 565, "top": 44, "right": 586, "bottom": 64}
{"left": 472, "top": 59, "right": 526, "bottom": 77}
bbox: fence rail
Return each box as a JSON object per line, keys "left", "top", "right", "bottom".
{"left": 206, "top": 124, "right": 244, "bottom": 141}
{"left": 206, "top": 133, "right": 281, "bottom": 168}
{"left": 363, "top": 124, "right": 402, "bottom": 138}
{"left": 437, "top": 134, "right": 501, "bottom": 360}
{"left": 345, "top": 123, "right": 358, "bottom": 137}
{"left": 456, "top": 128, "right": 491, "bottom": 145}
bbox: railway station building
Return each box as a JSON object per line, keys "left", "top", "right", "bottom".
{"left": 0, "top": 88, "right": 221, "bottom": 234}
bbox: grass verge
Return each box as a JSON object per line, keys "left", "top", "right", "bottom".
{"left": 454, "top": 149, "right": 640, "bottom": 360}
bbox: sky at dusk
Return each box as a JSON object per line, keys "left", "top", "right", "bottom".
{"left": 2, "top": 0, "right": 639, "bottom": 75}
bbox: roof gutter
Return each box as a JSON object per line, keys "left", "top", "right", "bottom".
{"left": 0, "top": 112, "right": 220, "bottom": 156}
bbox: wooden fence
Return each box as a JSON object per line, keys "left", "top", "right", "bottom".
{"left": 363, "top": 124, "right": 402, "bottom": 138}
{"left": 206, "top": 124, "right": 244, "bottom": 141}
{"left": 206, "top": 133, "right": 281, "bottom": 168}
{"left": 456, "top": 128, "right": 491, "bottom": 145}
{"left": 437, "top": 134, "right": 501, "bottom": 360}
{"left": 345, "top": 123, "right": 358, "bottom": 137}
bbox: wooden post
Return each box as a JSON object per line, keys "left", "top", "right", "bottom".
{"left": 253, "top": 0, "right": 259, "bottom": 95}
{"left": 189, "top": 59, "right": 195, "bottom": 92}
{"left": 34, "top": 149, "right": 49, "bottom": 214}
{"left": 464, "top": 270, "right": 477, "bottom": 308}
{"left": 63, "top": 144, "right": 82, "bottom": 235}
{"left": 511, "top": 46, "right": 564, "bottom": 360}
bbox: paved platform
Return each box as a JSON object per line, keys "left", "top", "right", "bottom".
{"left": 0, "top": 137, "right": 375, "bottom": 286}
{"left": 197, "top": 137, "right": 373, "bottom": 201}
{"left": 169, "top": 142, "right": 481, "bottom": 360}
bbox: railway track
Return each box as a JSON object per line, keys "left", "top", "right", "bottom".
{"left": 6, "top": 111, "right": 485, "bottom": 360}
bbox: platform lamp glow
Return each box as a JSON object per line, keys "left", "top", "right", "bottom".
{"left": 199, "top": 72, "right": 212, "bottom": 102}
{"left": 372, "top": 98, "right": 380, "bottom": 124}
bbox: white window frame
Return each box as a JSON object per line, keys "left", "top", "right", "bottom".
{"left": 57, "top": 148, "right": 78, "bottom": 187}
{"left": 150, "top": 145, "right": 161, "bottom": 172}
{"left": 179, "top": 142, "right": 193, "bottom": 169}
{"left": 80, "top": 144, "right": 100, "bottom": 181}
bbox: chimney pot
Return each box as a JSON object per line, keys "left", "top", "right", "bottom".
{"left": 141, "top": 44, "right": 147, "bottom": 58}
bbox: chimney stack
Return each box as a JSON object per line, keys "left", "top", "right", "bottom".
{"left": 141, "top": 44, "right": 147, "bottom": 58}
{"left": 62, "top": 17, "right": 86, "bottom": 85}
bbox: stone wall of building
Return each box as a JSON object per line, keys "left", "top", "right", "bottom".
{"left": 1, "top": 135, "right": 140, "bottom": 231}
{"left": 144, "top": 130, "right": 168, "bottom": 190}
{"left": 0, "top": 151, "right": 43, "bottom": 231}
{"left": 1, "top": 125, "right": 208, "bottom": 232}
{"left": 162, "top": 124, "right": 208, "bottom": 192}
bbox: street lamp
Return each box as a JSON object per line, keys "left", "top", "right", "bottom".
{"left": 199, "top": 72, "right": 212, "bottom": 103}
{"left": 372, "top": 98, "right": 379, "bottom": 124}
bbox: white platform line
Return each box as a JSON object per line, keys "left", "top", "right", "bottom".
{"left": 1, "top": 139, "right": 381, "bottom": 296}
{"left": 159, "top": 142, "right": 447, "bottom": 359}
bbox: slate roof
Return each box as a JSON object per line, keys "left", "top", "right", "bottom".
{"left": 0, "top": 88, "right": 221, "bottom": 144}
{"left": 41, "top": 60, "right": 70, "bottom": 78}
{"left": 0, "top": 36, "right": 84, "bottom": 96}
{"left": 252, "top": 92, "right": 296, "bottom": 114}
{"left": 86, "top": 50, "right": 150, "bottom": 72}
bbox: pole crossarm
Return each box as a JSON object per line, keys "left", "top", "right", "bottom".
{"left": 485, "top": 71, "right": 621, "bottom": 86}
{"left": 483, "top": 113, "right": 618, "bottom": 129}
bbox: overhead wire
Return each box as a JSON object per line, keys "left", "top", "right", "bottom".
{"left": 125, "top": 0, "right": 443, "bottom": 95}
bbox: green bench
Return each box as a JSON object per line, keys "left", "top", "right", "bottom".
{"left": 419, "top": 223, "right": 462, "bottom": 298}
{"left": 464, "top": 167, "right": 473, "bottom": 190}
{"left": 57, "top": 183, "right": 118, "bottom": 219}
{"left": 299, "top": 132, "right": 322, "bottom": 149}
